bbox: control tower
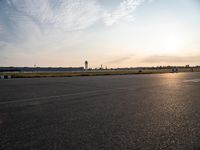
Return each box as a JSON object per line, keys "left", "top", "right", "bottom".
{"left": 85, "top": 61, "right": 88, "bottom": 70}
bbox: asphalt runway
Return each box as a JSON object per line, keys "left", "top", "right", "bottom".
{"left": 0, "top": 73, "right": 200, "bottom": 150}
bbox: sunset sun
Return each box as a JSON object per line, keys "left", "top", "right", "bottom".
{"left": 152, "top": 24, "right": 186, "bottom": 55}
{"left": 160, "top": 34, "right": 184, "bottom": 54}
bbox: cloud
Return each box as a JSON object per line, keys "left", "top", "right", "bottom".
{"left": 103, "top": 0, "right": 144, "bottom": 26}
{"left": 108, "top": 55, "right": 135, "bottom": 64}
{"left": 0, "top": 0, "right": 104, "bottom": 50}
{"left": 52, "top": 0, "right": 102, "bottom": 30}
{"left": 0, "top": 0, "right": 147, "bottom": 35}
{"left": 143, "top": 55, "right": 200, "bottom": 64}
{"left": 9, "top": 0, "right": 53, "bottom": 22}
{"left": 8, "top": 0, "right": 102, "bottom": 31}
{"left": 0, "top": 0, "right": 152, "bottom": 53}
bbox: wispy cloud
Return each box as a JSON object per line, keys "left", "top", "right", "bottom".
{"left": 0, "top": 0, "right": 156, "bottom": 67}
{"left": 143, "top": 55, "right": 200, "bottom": 64}
{"left": 103, "top": 0, "right": 144, "bottom": 26}
{"left": 52, "top": 0, "right": 102, "bottom": 30}
{"left": 0, "top": 0, "right": 149, "bottom": 48}
{"left": 4, "top": 0, "right": 102, "bottom": 31}
{"left": 0, "top": 0, "right": 148, "bottom": 35}
{"left": 108, "top": 55, "right": 135, "bottom": 64}
{"left": 0, "top": 0, "right": 105, "bottom": 51}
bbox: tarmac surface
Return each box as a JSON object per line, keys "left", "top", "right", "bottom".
{"left": 0, "top": 73, "right": 200, "bottom": 150}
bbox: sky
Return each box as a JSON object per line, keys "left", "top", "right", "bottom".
{"left": 0, "top": 0, "right": 200, "bottom": 68}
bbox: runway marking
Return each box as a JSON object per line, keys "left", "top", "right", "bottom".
{"left": 183, "top": 79, "right": 200, "bottom": 83}
{"left": 0, "top": 87, "right": 131, "bottom": 105}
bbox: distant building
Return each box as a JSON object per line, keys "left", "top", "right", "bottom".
{"left": 85, "top": 61, "right": 88, "bottom": 70}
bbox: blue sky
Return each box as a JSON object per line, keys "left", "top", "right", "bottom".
{"left": 0, "top": 0, "right": 200, "bottom": 67}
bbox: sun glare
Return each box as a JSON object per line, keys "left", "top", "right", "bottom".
{"left": 161, "top": 34, "right": 184, "bottom": 54}
{"left": 153, "top": 26, "right": 186, "bottom": 55}
{"left": 147, "top": 21, "right": 188, "bottom": 55}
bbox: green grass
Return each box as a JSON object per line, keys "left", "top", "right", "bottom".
{"left": 1, "top": 68, "right": 200, "bottom": 78}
